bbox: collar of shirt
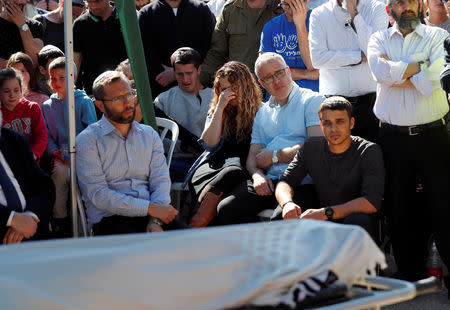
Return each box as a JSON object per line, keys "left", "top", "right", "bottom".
{"left": 389, "top": 22, "right": 426, "bottom": 39}
{"left": 331, "top": 0, "right": 366, "bottom": 16}
{"left": 158, "top": 0, "right": 188, "bottom": 11}
{"left": 268, "top": 81, "right": 297, "bottom": 108}
{"left": 235, "top": 0, "right": 273, "bottom": 11}
{"left": 98, "top": 115, "right": 142, "bottom": 137}
{"left": 89, "top": 8, "right": 118, "bottom": 22}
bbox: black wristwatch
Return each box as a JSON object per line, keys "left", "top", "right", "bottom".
{"left": 324, "top": 206, "right": 334, "bottom": 221}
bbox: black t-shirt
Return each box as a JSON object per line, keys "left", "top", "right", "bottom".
{"left": 280, "top": 136, "right": 385, "bottom": 210}
{"left": 33, "top": 14, "right": 64, "bottom": 52}
{"left": 0, "top": 17, "right": 43, "bottom": 60}
{"left": 73, "top": 10, "right": 127, "bottom": 94}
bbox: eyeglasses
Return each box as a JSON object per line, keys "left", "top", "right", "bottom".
{"left": 100, "top": 89, "right": 137, "bottom": 105}
{"left": 260, "top": 68, "right": 287, "bottom": 84}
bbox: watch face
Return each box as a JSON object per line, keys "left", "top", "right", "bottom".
{"left": 325, "top": 207, "right": 334, "bottom": 219}
{"left": 21, "top": 23, "right": 29, "bottom": 31}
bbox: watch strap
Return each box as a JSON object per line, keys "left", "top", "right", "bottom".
{"left": 324, "top": 206, "right": 334, "bottom": 221}
{"left": 272, "top": 150, "right": 278, "bottom": 164}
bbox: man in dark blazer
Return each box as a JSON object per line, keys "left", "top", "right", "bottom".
{"left": 0, "top": 112, "right": 55, "bottom": 244}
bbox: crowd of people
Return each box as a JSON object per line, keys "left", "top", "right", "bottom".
{"left": 0, "top": 0, "right": 449, "bottom": 297}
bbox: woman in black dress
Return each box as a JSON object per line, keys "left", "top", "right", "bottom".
{"left": 188, "top": 61, "right": 262, "bottom": 227}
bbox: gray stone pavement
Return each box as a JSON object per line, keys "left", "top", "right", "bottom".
{"left": 383, "top": 288, "right": 449, "bottom": 310}
{"left": 380, "top": 253, "right": 450, "bottom": 309}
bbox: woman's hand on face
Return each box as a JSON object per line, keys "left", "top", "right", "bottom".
{"left": 217, "top": 87, "right": 236, "bottom": 110}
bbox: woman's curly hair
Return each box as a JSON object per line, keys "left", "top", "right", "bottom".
{"left": 209, "top": 61, "right": 262, "bottom": 142}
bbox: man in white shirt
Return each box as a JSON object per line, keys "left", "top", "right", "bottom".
{"left": 368, "top": 0, "right": 450, "bottom": 283}
{"left": 309, "top": 0, "right": 388, "bottom": 142}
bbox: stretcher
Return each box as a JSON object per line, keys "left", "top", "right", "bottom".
{"left": 0, "top": 220, "right": 441, "bottom": 310}
{"left": 314, "top": 275, "right": 440, "bottom": 310}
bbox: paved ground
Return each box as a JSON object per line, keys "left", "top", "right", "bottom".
{"left": 383, "top": 288, "right": 449, "bottom": 310}
{"left": 380, "top": 253, "right": 450, "bottom": 309}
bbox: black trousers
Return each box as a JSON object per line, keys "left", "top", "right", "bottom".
{"left": 270, "top": 185, "right": 376, "bottom": 239}
{"left": 329, "top": 92, "right": 379, "bottom": 143}
{"left": 380, "top": 124, "right": 450, "bottom": 281}
{"left": 93, "top": 215, "right": 187, "bottom": 236}
{"left": 216, "top": 179, "right": 279, "bottom": 225}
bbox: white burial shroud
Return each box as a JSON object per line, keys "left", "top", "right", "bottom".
{"left": 0, "top": 219, "right": 386, "bottom": 310}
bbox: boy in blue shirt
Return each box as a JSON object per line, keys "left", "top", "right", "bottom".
{"left": 41, "top": 57, "right": 97, "bottom": 236}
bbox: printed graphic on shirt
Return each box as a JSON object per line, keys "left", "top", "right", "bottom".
{"left": 273, "top": 33, "right": 301, "bottom": 57}
{"left": 3, "top": 118, "right": 32, "bottom": 135}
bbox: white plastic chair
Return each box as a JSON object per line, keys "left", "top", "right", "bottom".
{"left": 156, "top": 117, "right": 187, "bottom": 209}
{"left": 156, "top": 117, "right": 179, "bottom": 167}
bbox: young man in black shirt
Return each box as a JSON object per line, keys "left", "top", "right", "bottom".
{"left": 73, "top": 0, "right": 127, "bottom": 96}
{"left": 274, "top": 96, "right": 385, "bottom": 236}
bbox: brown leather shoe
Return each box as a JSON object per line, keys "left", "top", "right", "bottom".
{"left": 189, "top": 191, "right": 223, "bottom": 228}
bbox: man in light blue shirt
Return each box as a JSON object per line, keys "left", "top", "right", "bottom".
{"left": 76, "top": 71, "right": 181, "bottom": 235}
{"left": 216, "top": 53, "right": 324, "bottom": 224}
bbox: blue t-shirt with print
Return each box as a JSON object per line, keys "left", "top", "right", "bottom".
{"left": 260, "top": 11, "right": 319, "bottom": 96}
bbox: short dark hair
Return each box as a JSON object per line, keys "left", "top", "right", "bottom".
{"left": 0, "top": 67, "right": 23, "bottom": 93}
{"left": 48, "top": 57, "right": 78, "bottom": 76}
{"left": 318, "top": 96, "right": 353, "bottom": 119}
{"left": 170, "top": 47, "right": 202, "bottom": 69}
{"left": 37, "top": 45, "right": 64, "bottom": 68}
{"left": 92, "top": 71, "right": 128, "bottom": 100}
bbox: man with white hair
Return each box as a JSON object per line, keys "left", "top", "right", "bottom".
{"left": 76, "top": 71, "right": 184, "bottom": 235}
{"left": 368, "top": 0, "right": 450, "bottom": 284}
{"left": 0, "top": 109, "right": 54, "bottom": 244}
{"left": 216, "top": 52, "right": 324, "bottom": 224}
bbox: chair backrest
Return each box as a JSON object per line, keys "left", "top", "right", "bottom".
{"left": 156, "top": 117, "right": 179, "bottom": 168}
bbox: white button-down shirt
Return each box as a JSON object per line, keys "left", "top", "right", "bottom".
{"left": 309, "top": 0, "right": 388, "bottom": 96}
{"left": 368, "top": 23, "right": 449, "bottom": 126}
{"left": 0, "top": 151, "right": 39, "bottom": 226}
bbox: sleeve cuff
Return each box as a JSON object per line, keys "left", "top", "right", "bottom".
{"left": 389, "top": 60, "right": 408, "bottom": 82}
{"left": 136, "top": 200, "right": 151, "bottom": 217}
{"left": 6, "top": 211, "right": 15, "bottom": 227}
{"left": 198, "top": 137, "right": 222, "bottom": 151}
{"left": 410, "top": 70, "right": 433, "bottom": 98}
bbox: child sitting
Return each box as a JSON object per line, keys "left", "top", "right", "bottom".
{"left": 7, "top": 52, "right": 50, "bottom": 107}
{"left": 41, "top": 57, "right": 97, "bottom": 236}
{"left": 37, "top": 45, "right": 65, "bottom": 96}
{"left": 0, "top": 68, "right": 47, "bottom": 160}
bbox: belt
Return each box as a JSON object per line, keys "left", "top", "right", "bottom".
{"left": 380, "top": 119, "right": 445, "bottom": 136}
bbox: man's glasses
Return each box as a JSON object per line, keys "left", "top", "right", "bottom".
{"left": 260, "top": 68, "right": 287, "bottom": 84}
{"left": 100, "top": 89, "right": 137, "bottom": 105}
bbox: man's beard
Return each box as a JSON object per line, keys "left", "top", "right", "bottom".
{"left": 392, "top": 10, "right": 420, "bottom": 30}
{"left": 103, "top": 103, "right": 135, "bottom": 124}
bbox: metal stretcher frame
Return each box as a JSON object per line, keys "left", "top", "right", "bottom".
{"left": 314, "top": 276, "right": 440, "bottom": 310}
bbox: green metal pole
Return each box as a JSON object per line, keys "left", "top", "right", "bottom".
{"left": 115, "top": 0, "right": 156, "bottom": 129}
